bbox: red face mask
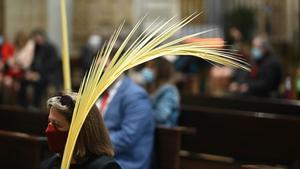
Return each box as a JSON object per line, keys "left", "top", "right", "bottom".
{"left": 45, "top": 123, "right": 69, "bottom": 154}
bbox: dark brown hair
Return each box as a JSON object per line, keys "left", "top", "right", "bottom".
{"left": 47, "top": 93, "right": 114, "bottom": 160}
{"left": 154, "top": 58, "right": 175, "bottom": 86}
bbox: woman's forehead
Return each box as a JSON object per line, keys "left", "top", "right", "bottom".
{"left": 49, "top": 107, "right": 66, "bottom": 121}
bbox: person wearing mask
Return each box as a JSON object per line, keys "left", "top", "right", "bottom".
{"left": 96, "top": 48, "right": 154, "bottom": 169}
{"left": 41, "top": 92, "right": 121, "bottom": 169}
{"left": 81, "top": 34, "right": 103, "bottom": 74}
{"left": 148, "top": 58, "right": 180, "bottom": 127}
{"left": 231, "top": 35, "right": 282, "bottom": 97}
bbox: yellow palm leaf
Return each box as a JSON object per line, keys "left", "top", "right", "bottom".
{"left": 61, "top": 13, "right": 249, "bottom": 169}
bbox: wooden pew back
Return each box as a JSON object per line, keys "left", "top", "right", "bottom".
{"left": 0, "top": 106, "right": 198, "bottom": 169}
{"left": 155, "top": 126, "right": 196, "bottom": 169}
{"left": 0, "top": 105, "right": 48, "bottom": 135}
{"left": 0, "top": 106, "right": 49, "bottom": 168}
{"left": 0, "top": 130, "right": 47, "bottom": 169}
{"left": 178, "top": 105, "right": 300, "bottom": 165}
{"left": 181, "top": 95, "right": 300, "bottom": 116}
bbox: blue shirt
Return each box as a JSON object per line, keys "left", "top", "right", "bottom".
{"left": 103, "top": 77, "right": 154, "bottom": 169}
{"left": 151, "top": 83, "right": 180, "bottom": 127}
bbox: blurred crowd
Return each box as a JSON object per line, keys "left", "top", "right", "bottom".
{"left": 0, "top": 30, "right": 62, "bottom": 109}
{"left": 0, "top": 26, "right": 298, "bottom": 111}
{"left": 1, "top": 27, "right": 299, "bottom": 169}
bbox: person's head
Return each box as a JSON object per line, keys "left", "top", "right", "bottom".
{"left": 14, "top": 31, "right": 28, "bottom": 49}
{"left": 152, "top": 57, "right": 175, "bottom": 86}
{"left": 31, "top": 29, "right": 46, "bottom": 45}
{"left": 87, "top": 33, "right": 102, "bottom": 50}
{"left": 229, "top": 26, "right": 242, "bottom": 42}
{"left": 251, "top": 35, "right": 272, "bottom": 61}
{"left": 46, "top": 92, "right": 114, "bottom": 160}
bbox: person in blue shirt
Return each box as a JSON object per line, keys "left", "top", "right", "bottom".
{"left": 149, "top": 58, "right": 180, "bottom": 127}
{"left": 97, "top": 75, "right": 154, "bottom": 169}
{"left": 96, "top": 46, "right": 154, "bottom": 169}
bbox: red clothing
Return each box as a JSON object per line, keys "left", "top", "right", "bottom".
{"left": 1, "top": 42, "right": 14, "bottom": 63}
{"left": 1, "top": 42, "right": 23, "bottom": 78}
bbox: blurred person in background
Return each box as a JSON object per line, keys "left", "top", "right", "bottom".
{"left": 208, "top": 66, "right": 233, "bottom": 96}
{"left": 229, "top": 35, "right": 282, "bottom": 98}
{"left": 11, "top": 31, "right": 35, "bottom": 74}
{"left": 296, "top": 68, "right": 300, "bottom": 99}
{"left": 0, "top": 35, "right": 15, "bottom": 77}
{"left": 0, "top": 35, "right": 15, "bottom": 103}
{"left": 0, "top": 31, "right": 35, "bottom": 104}
{"left": 174, "top": 55, "right": 209, "bottom": 95}
{"left": 128, "top": 61, "right": 155, "bottom": 89}
{"left": 228, "top": 26, "right": 250, "bottom": 92}
{"left": 0, "top": 35, "right": 14, "bottom": 64}
{"left": 81, "top": 33, "right": 103, "bottom": 74}
{"left": 147, "top": 58, "right": 180, "bottom": 127}
{"left": 19, "top": 29, "right": 60, "bottom": 109}
{"left": 0, "top": 35, "right": 3, "bottom": 57}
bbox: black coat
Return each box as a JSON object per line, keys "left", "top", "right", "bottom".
{"left": 41, "top": 154, "right": 121, "bottom": 169}
{"left": 248, "top": 54, "right": 282, "bottom": 97}
{"left": 31, "top": 42, "right": 61, "bottom": 84}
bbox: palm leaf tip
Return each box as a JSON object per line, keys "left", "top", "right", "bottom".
{"left": 60, "top": 13, "right": 249, "bottom": 169}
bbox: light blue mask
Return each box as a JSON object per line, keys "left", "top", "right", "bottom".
{"left": 141, "top": 68, "right": 154, "bottom": 83}
{"left": 0, "top": 36, "right": 3, "bottom": 45}
{"left": 251, "top": 47, "right": 263, "bottom": 61}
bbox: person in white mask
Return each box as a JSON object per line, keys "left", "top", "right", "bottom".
{"left": 81, "top": 33, "right": 103, "bottom": 73}
{"left": 230, "top": 35, "right": 282, "bottom": 97}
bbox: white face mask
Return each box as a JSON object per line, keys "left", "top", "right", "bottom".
{"left": 88, "top": 35, "right": 102, "bottom": 49}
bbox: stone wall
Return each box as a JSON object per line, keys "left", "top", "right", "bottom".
{"left": 72, "top": 0, "right": 134, "bottom": 53}
{"left": 4, "top": 0, "right": 47, "bottom": 41}
{"left": 0, "top": 0, "right": 4, "bottom": 35}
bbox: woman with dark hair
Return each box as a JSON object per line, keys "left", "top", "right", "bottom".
{"left": 41, "top": 92, "right": 121, "bottom": 169}
{"left": 149, "top": 58, "right": 180, "bottom": 127}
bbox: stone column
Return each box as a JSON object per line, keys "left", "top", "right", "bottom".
{"left": 47, "top": 0, "right": 73, "bottom": 56}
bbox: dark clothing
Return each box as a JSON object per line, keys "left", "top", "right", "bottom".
{"left": 81, "top": 45, "right": 98, "bottom": 74}
{"left": 31, "top": 42, "right": 60, "bottom": 83}
{"left": 19, "top": 42, "right": 61, "bottom": 108}
{"left": 41, "top": 154, "right": 121, "bottom": 169}
{"left": 247, "top": 54, "right": 282, "bottom": 97}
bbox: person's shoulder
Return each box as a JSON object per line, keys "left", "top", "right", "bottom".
{"left": 158, "top": 83, "right": 179, "bottom": 96}
{"left": 264, "top": 54, "right": 280, "bottom": 64}
{"left": 122, "top": 76, "right": 148, "bottom": 95}
{"left": 85, "top": 155, "right": 121, "bottom": 169}
{"left": 163, "top": 83, "right": 178, "bottom": 92}
{"left": 40, "top": 154, "right": 60, "bottom": 169}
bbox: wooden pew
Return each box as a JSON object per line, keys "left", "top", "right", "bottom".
{"left": 155, "top": 126, "right": 196, "bottom": 169}
{"left": 0, "top": 106, "right": 49, "bottom": 168}
{"left": 181, "top": 95, "right": 300, "bottom": 116}
{"left": 178, "top": 105, "right": 300, "bottom": 168}
{"left": 0, "top": 105, "right": 201, "bottom": 169}
{"left": 0, "top": 129, "right": 47, "bottom": 169}
{"left": 0, "top": 105, "right": 48, "bottom": 135}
